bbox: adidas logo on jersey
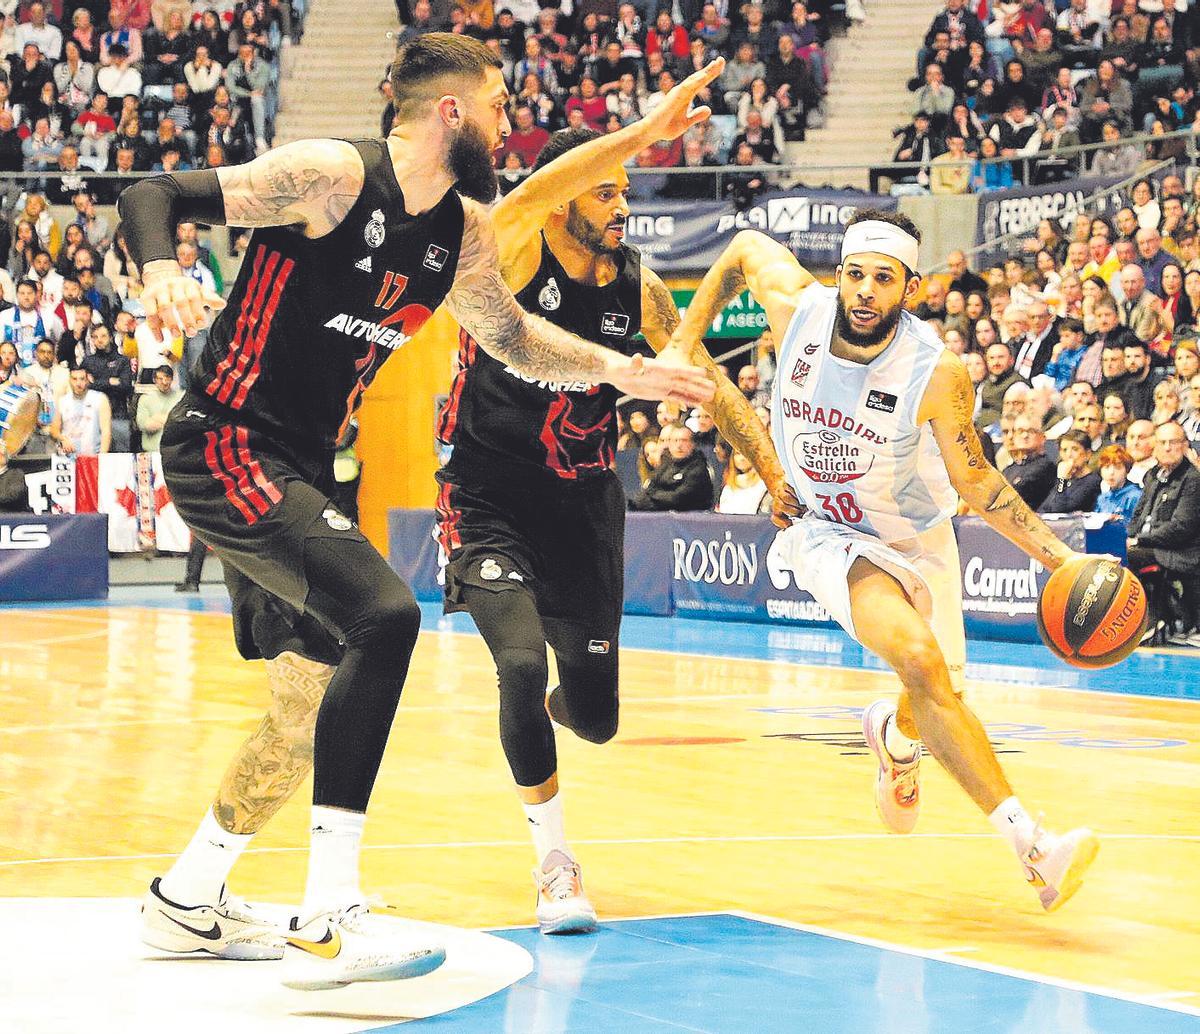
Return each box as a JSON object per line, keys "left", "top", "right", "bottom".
{"left": 355, "top": 256, "right": 373, "bottom": 272}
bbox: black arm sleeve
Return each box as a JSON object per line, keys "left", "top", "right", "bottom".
{"left": 116, "top": 170, "right": 227, "bottom": 269}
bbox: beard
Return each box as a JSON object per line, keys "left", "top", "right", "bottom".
{"left": 834, "top": 293, "right": 904, "bottom": 348}
{"left": 447, "top": 117, "right": 498, "bottom": 203}
{"left": 566, "top": 202, "right": 623, "bottom": 255}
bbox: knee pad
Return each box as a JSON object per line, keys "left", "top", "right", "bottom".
{"left": 553, "top": 665, "right": 619, "bottom": 744}
{"left": 345, "top": 591, "right": 421, "bottom": 654}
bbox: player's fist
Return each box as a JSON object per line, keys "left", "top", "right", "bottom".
{"left": 141, "top": 260, "right": 225, "bottom": 337}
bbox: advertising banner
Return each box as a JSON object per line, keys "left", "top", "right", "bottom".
{"left": 955, "top": 514, "right": 1085, "bottom": 642}
{"left": 973, "top": 174, "right": 1128, "bottom": 267}
{"left": 0, "top": 512, "right": 107, "bottom": 601}
{"left": 387, "top": 507, "right": 443, "bottom": 602}
{"left": 628, "top": 189, "right": 896, "bottom": 274}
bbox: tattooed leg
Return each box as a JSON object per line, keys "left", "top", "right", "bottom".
{"left": 213, "top": 652, "right": 335, "bottom": 835}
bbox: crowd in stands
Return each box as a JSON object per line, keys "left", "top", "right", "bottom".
{"left": 0, "top": 1, "right": 299, "bottom": 477}
{"left": 894, "top": 0, "right": 1200, "bottom": 193}
{"left": 390, "top": 0, "right": 842, "bottom": 200}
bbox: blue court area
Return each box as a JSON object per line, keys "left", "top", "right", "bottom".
{"left": 373, "top": 913, "right": 1200, "bottom": 1034}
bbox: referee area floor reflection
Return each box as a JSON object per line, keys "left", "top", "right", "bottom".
{"left": 2, "top": 590, "right": 1199, "bottom": 1031}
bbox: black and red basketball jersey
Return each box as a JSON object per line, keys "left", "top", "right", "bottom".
{"left": 196, "top": 138, "right": 463, "bottom": 450}
{"left": 437, "top": 235, "right": 643, "bottom": 482}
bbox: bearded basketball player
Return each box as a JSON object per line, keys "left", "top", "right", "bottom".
{"left": 117, "top": 33, "right": 713, "bottom": 988}
{"left": 669, "top": 212, "right": 1099, "bottom": 912}
{"left": 435, "top": 57, "right": 797, "bottom": 932}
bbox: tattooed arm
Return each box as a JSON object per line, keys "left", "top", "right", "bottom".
{"left": 641, "top": 266, "right": 794, "bottom": 517}
{"left": 668, "top": 230, "right": 816, "bottom": 360}
{"left": 447, "top": 199, "right": 714, "bottom": 405}
{"left": 925, "top": 352, "right": 1076, "bottom": 570}
{"left": 119, "top": 139, "right": 365, "bottom": 334}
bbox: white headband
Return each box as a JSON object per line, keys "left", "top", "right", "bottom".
{"left": 840, "top": 220, "right": 920, "bottom": 273}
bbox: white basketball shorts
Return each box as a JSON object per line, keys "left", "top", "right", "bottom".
{"left": 768, "top": 515, "right": 967, "bottom": 695}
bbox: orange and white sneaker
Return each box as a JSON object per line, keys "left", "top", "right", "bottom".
{"left": 282, "top": 904, "right": 446, "bottom": 990}
{"left": 862, "top": 700, "right": 921, "bottom": 834}
{"left": 534, "top": 850, "right": 597, "bottom": 935}
{"left": 1021, "top": 826, "right": 1100, "bottom": 913}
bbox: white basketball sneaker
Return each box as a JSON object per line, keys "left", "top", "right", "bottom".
{"left": 534, "top": 850, "right": 598, "bottom": 935}
{"left": 1021, "top": 826, "right": 1100, "bottom": 913}
{"left": 862, "top": 700, "right": 922, "bottom": 834}
{"left": 282, "top": 904, "right": 447, "bottom": 990}
{"left": 141, "top": 877, "right": 285, "bottom": 960}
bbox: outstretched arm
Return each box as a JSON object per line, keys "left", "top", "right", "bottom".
{"left": 493, "top": 58, "right": 725, "bottom": 279}
{"left": 925, "top": 352, "right": 1075, "bottom": 570}
{"left": 448, "top": 200, "right": 714, "bottom": 406}
{"left": 668, "top": 230, "right": 815, "bottom": 359}
{"left": 641, "top": 265, "right": 795, "bottom": 522}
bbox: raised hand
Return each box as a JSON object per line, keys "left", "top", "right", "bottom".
{"left": 639, "top": 57, "right": 726, "bottom": 143}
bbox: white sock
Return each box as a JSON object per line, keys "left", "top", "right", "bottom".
{"left": 302, "top": 806, "right": 365, "bottom": 915}
{"left": 988, "top": 796, "right": 1038, "bottom": 856}
{"left": 523, "top": 794, "right": 569, "bottom": 869}
{"left": 158, "top": 808, "right": 253, "bottom": 905}
{"left": 883, "top": 714, "right": 920, "bottom": 762}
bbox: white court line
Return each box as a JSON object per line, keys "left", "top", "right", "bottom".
{"left": 728, "top": 908, "right": 1200, "bottom": 1019}
{"left": 5, "top": 629, "right": 110, "bottom": 648}
{"left": 4, "top": 830, "right": 1200, "bottom": 869}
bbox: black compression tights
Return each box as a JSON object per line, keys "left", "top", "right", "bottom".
{"left": 462, "top": 585, "right": 619, "bottom": 788}
{"left": 302, "top": 534, "right": 421, "bottom": 812}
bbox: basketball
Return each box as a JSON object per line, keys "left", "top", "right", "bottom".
{"left": 1036, "top": 557, "right": 1148, "bottom": 669}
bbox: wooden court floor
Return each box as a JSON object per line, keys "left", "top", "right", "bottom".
{"left": 1, "top": 601, "right": 1198, "bottom": 1010}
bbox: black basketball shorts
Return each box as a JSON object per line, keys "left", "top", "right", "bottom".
{"left": 435, "top": 468, "right": 625, "bottom": 631}
{"left": 160, "top": 394, "right": 357, "bottom": 664}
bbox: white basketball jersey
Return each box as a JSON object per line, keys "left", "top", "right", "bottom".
{"left": 770, "top": 284, "right": 957, "bottom": 543}
{"left": 60, "top": 390, "right": 103, "bottom": 456}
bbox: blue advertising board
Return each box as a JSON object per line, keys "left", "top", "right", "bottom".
{"left": 0, "top": 513, "right": 107, "bottom": 601}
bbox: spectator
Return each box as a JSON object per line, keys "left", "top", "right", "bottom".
{"left": 1073, "top": 400, "right": 1105, "bottom": 450}
{"left": 1089, "top": 119, "right": 1141, "bottom": 176}
{"left": 1013, "top": 298, "right": 1057, "bottom": 379}
{"left": 1131, "top": 178, "right": 1161, "bottom": 231}
{"left": 184, "top": 44, "right": 223, "bottom": 110}
{"left": 22, "top": 116, "right": 64, "bottom": 171}
{"left": 978, "top": 340, "right": 1027, "bottom": 428}
{"left": 73, "top": 91, "right": 116, "bottom": 168}
{"left": 948, "top": 249, "right": 988, "bottom": 296}
{"left": 1081, "top": 233, "right": 1120, "bottom": 285}
{"left": 497, "top": 105, "right": 548, "bottom": 169}
{"left": 765, "top": 33, "right": 818, "bottom": 118}
{"left": 16, "top": 2, "right": 62, "bottom": 62}
{"left": 225, "top": 43, "right": 271, "bottom": 155}
{"left": 54, "top": 39, "right": 96, "bottom": 116}
{"left": 1102, "top": 391, "right": 1132, "bottom": 445}
{"left": 628, "top": 423, "right": 714, "bottom": 511}
{"left": 1096, "top": 443, "right": 1142, "bottom": 522}
{"left": 1183, "top": 375, "right": 1200, "bottom": 441}
{"left": 1126, "top": 421, "right": 1200, "bottom": 638}
{"left": 1044, "top": 316, "right": 1088, "bottom": 389}
{"left": 971, "top": 134, "right": 1013, "bottom": 192}
{"left": 27, "top": 248, "right": 63, "bottom": 308}
{"left": 101, "top": 6, "right": 145, "bottom": 65}
{"left": 135, "top": 364, "right": 183, "bottom": 451}
{"left": 96, "top": 43, "right": 143, "bottom": 103}
{"left": 721, "top": 40, "right": 765, "bottom": 110}
{"left": 0, "top": 278, "right": 63, "bottom": 365}
{"left": 923, "top": 0, "right": 985, "bottom": 55}
{"left": 1077, "top": 299, "right": 1140, "bottom": 384}
{"left": 1040, "top": 428, "right": 1102, "bottom": 511}
{"left": 49, "top": 366, "right": 110, "bottom": 455}
{"left": 930, "top": 131, "right": 971, "bottom": 194}
{"left": 659, "top": 136, "right": 718, "bottom": 199}
{"left": 716, "top": 449, "right": 770, "bottom": 514}
{"left": 915, "top": 279, "right": 948, "bottom": 321}
{"left": 1118, "top": 262, "right": 1168, "bottom": 346}
{"left": 732, "top": 108, "right": 779, "bottom": 164}
{"left": 0, "top": 342, "right": 20, "bottom": 385}
{"left": 724, "top": 141, "right": 767, "bottom": 208}
{"left": 1136, "top": 228, "right": 1173, "bottom": 298}
{"left": 1078, "top": 59, "right": 1133, "bottom": 141}
{"left": 1004, "top": 414, "right": 1057, "bottom": 508}
{"left": 994, "top": 59, "right": 1040, "bottom": 114}
{"left": 913, "top": 62, "right": 956, "bottom": 129}
{"left": 199, "top": 103, "right": 250, "bottom": 165}
{"left": 564, "top": 76, "right": 606, "bottom": 131}
{"left": 1122, "top": 341, "right": 1162, "bottom": 420}
{"left": 1126, "top": 417, "right": 1159, "bottom": 484}
{"left": 895, "top": 112, "right": 943, "bottom": 186}
{"left": 1152, "top": 379, "right": 1184, "bottom": 426}
{"left": 0, "top": 109, "right": 22, "bottom": 172}
{"left": 736, "top": 364, "right": 770, "bottom": 408}
{"left": 81, "top": 324, "right": 133, "bottom": 451}
{"left": 647, "top": 9, "right": 689, "bottom": 63}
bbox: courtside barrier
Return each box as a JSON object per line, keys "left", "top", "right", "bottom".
{"left": 389, "top": 509, "right": 1123, "bottom": 644}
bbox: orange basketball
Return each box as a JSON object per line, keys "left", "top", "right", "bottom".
{"left": 1036, "top": 556, "right": 1147, "bottom": 669}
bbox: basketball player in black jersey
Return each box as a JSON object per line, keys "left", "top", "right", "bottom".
{"left": 117, "top": 34, "right": 713, "bottom": 987}
{"left": 435, "top": 68, "right": 799, "bottom": 932}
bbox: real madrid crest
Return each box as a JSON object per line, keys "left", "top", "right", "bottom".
{"left": 538, "top": 276, "right": 561, "bottom": 311}
{"left": 322, "top": 507, "right": 353, "bottom": 531}
{"left": 480, "top": 557, "right": 502, "bottom": 581}
{"left": 364, "top": 209, "right": 386, "bottom": 249}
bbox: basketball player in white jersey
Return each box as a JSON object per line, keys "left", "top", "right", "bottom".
{"left": 668, "top": 211, "right": 1099, "bottom": 911}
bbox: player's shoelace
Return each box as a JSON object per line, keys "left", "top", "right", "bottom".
{"left": 541, "top": 864, "right": 584, "bottom": 902}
